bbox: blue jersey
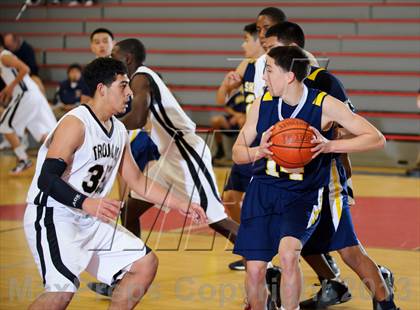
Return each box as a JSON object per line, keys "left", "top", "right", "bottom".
{"left": 224, "top": 60, "right": 258, "bottom": 192}
{"left": 225, "top": 60, "right": 256, "bottom": 114}
{"left": 305, "top": 66, "right": 355, "bottom": 206}
{"left": 305, "top": 67, "right": 352, "bottom": 109}
{"left": 251, "top": 86, "right": 333, "bottom": 192}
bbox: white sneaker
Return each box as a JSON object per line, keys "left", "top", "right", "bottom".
{"left": 0, "top": 139, "right": 11, "bottom": 150}
{"left": 10, "top": 159, "right": 33, "bottom": 175}
{"left": 84, "top": 0, "right": 94, "bottom": 6}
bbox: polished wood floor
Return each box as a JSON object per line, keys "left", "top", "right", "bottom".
{"left": 0, "top": 154, "right": 419, "bottom": 309}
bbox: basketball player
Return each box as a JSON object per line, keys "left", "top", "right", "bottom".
{"left": 265, "top": 22, "right": 397, "bottom": 310}
{"left": 214, "top": 7, "right": 286, "bottom": 272}
{"left": 254, "top": 7, "right": 319, "bottom": 99}
{"left": 89, "top": 27, "right": 160, "bottom": 232}
{"left": 232, "top": 46, "right": 392, "bottom": 310}
{"left": 248, "top": 11, "right": 344, "bottom": 305}
{"left": 0, "top": 34, "right": 56, "bottom": 174}
{"left": 213, "top": 22, "right": 264, "bottom": 271}
{"left": 23, "top": 57, "right": 206, "bottom": 310}
{"left": 212, "top": 22, "right": 264, "bottom": 161}
{"left": 223, "top": 8, "right": 339, "bottom": 278}
{"left": 87, "top": 28, "right": 161, "bottom": 297}
{"left": 86, "top": 38, "right": 241, "bottom": 297}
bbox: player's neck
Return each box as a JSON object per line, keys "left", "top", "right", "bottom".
{"left": 86, "top": 101, "right": 113, "bottom": 125}
{"left": 128, "top": 61, "right": 142, "bottom": 77}
{"left": 282, "top": 83, "right": 304, "bottom": 106}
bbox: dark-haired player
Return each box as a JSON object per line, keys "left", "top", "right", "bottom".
{"left": 23, "top": 57, "right": 206, "bottom": 309}
{"left": 232, "top": 46, "right": 388, "bottom": 310}
{"left": 265, "top": 21, "right": 398, "bottom": 310}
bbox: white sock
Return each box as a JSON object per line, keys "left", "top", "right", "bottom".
{"left": 14, "top": 145, "right": 28, "bottom": 161}
{"left": 280, "top": 307, "right": 300, "bottom": 310}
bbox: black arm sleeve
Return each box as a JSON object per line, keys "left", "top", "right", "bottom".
{"left": 37, "top": 158, "right": 87, "bottom": 209}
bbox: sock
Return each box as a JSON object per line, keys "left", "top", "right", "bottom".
{"left": 14, "top": 145, "right": 28, "bottom": 161}
{"left": 280, "top": 307, "right": 300, "bottom": 310}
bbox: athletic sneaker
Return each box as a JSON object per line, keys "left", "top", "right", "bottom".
{"left": 87, "top": 282, "right": 114, "bottom": 297}
{"left": 10, "top": 159, "right": 32, "bottom": 175}
{"left": 300, "top": 279, "right": 352, "bottom": 309}
{"left": 0, "top": 139, "right": 11, "bottom": 150}
{"left": 372, "top": 266, "right": 397, "bottom": 310}
{"left": 266, "top": 266, "right": 282, "bottom": 308}
{"left": 229, "top": 259, "right": 245, "bottom": 271}
{"left": 379, "top": 265, "right": 395, "bottom": 293}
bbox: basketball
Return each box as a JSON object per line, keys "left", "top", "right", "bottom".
{"left": 269, "top": 118, "right": 315, "bottom": 168}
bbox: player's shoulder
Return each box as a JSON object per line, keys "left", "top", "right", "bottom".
{"left": 307, "top": 66, "right": 331, "bottom": 81}
{"left": 311, "top": 67, "right": 344, "bottom": 86}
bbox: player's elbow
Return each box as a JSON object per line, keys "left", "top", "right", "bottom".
{"left": 20, "top": 64, "right": 30, "bottom": 76}
{"left": 232, "top": 145, "right": 242, "bottom": 164}
{"left": 376, "top": 132, "right": 386, "bottom": 149}
{"left": 369, "top": 130, "right": 386, "bottom": 150}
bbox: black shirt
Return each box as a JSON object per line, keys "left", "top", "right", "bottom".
{"left": 14, "top": 41, "right": 38, "bottom": 76}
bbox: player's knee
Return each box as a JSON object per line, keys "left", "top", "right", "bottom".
{"left": 131, "top": 251, "right": 159, "bottom": 278}
{"left": 211, "top": 116, "right": 222, "bottom": 128}
{"left": 279, "top": 250, "right": 299, "bottom": 272}
{"left": 246, "top": 263, "right": 266, "bottom": 284}
{"left": 145, "top": 251, "right": 159, "bottom": 273}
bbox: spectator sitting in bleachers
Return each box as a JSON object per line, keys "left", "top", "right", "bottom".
{"left": 4, "top": 33, "right": 46, "bottom": 95}
{"left": 52, "top": 63, "right": 90, "bottom": 119}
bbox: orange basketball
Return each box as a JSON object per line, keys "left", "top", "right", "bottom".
{"left": 268, "top": 118, "right": 316, "bottom": 168}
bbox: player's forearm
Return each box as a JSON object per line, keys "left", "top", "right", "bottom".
{"left": 130, "top": 174, "right": 189, "bottom": 212}
{"left": 328, "top": 132, "right": 385, "bottom": 153}
{"left": 216, "top": 85, "right": 230, "bottom": 105}
{"left": 10, "top": 68, "right": 28, "bottom": 90}
{"left": 232, "top": 144, "right": 263, "bottom": 164}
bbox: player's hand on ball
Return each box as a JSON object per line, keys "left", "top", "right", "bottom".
{"left": 82, "top": 197, "right": 122, "bottom": 222}
{"left": 310, "top": 126, "right": 331, "bottom": 158}
{"left": 257, "top": 126, "right": 274, "bottom": 160}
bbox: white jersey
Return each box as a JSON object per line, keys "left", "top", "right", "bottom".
{"left": 0, "top": 49, "right": 38, "bottom": 97}
{"left": 253, "top": 53, "right": 267, "bottom": 99}
{"left": 133, "top": 65, "right": 196, "bottom": 154}
{"left": 27, "top": 105, "right": 127, "bottom": 209}
{"left": 253, "top": 50, "right": 320, "bottom": 99}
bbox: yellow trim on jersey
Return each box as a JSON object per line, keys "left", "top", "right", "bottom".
{"left": 262, "top": 91, "right": 273, "bottom": 102}
{"left": 331, "top": 163, "right": 343, "bottom": 223}
{"left": 307, "top": 188, "right": 323, "bottom": 228}
{"left": 313, "top": 91, "right": 327, "bottom": 106}
{"left": 129, "top": 129, "right": 140, "bottom": 143}
{"left": 307, "top": 67, "right": 325, "bottom": 81}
